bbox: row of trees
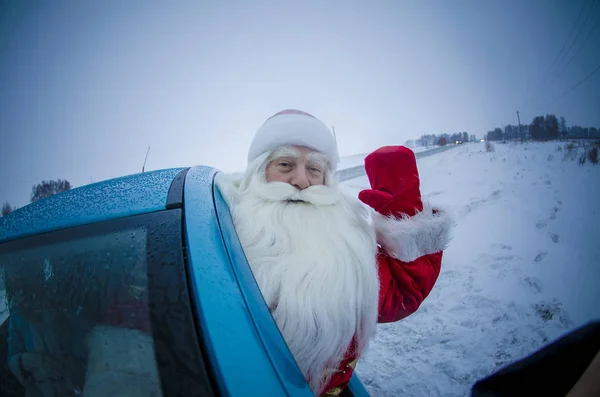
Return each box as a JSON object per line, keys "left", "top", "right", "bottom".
{"left": 408, "top": 132, "right": 477, "bottom": 147}
{"left": 1, "top": 179, "right": 72, "bottom": 217}
{"left": 486, "top": 114, "right": 600, "bottom": 142}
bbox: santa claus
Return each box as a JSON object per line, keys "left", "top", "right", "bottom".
{"left": 215, "top": 109, "right": 455, "bottom": 396}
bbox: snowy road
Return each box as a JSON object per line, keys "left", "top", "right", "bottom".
{"left": 342, "top": 141, "right": 600, "bottom": 396}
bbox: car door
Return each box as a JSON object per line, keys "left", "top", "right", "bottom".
{"left": 183, "top": 166, "right": 371, "bottom": 397}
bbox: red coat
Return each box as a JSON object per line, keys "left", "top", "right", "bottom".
{"left": 321, "top": 146, "right": 453, "bottom": 396}
{"left": 321, "top": 250, "right": 445, "bottom": 395}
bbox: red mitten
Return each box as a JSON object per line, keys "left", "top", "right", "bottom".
{"left": 358, "top": 146, "right": 423, "bottom": 217}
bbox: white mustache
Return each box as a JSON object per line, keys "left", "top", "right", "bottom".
{"left": 250, "top": 180, "right": 341, "bottom": 206}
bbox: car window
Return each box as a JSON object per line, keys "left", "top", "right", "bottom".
{"left": 0, "top": 209, "right": 216, "bottom": 397}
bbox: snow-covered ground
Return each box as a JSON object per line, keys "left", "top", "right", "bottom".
{"left": 412, "top": 145, "right": 441, "bottom": 154}
{"left": 342, "top": 141, "right": 600, "bottom": 396}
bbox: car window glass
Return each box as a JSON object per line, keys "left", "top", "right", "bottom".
{"left": 0, "top": 226, "right": 162, "bottom": 397}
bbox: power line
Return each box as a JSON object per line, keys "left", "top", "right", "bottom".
{"left": 520, "top": 0, "right": 592, "bottom": 110}
{"left": 557, "top": 0, "right": 597, "bottom": 65}
{"left": 521, "top": 62, "right": 600, "bottom": 121}
{"left": 545, "top": 0, "right": 589, "bottom": 76}
{"left": 555, "top": 62, "right": 600, "bottom": 101}
{"left": 559, "top": 10, "right": 600, "bottom": 76}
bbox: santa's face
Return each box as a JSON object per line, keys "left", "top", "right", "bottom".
{"left": 265, "top": 146, "right": 327, "bottom": 188}
{"left": 223, "top": 148, "right": 380, "bottom": 395}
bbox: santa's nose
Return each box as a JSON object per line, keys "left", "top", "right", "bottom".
{"left": 290, "top": 168, "right": 310, "bottom": 190}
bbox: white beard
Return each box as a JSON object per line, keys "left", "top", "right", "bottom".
{"left": 219, "top": 159, "right": 380, "bottom": 395}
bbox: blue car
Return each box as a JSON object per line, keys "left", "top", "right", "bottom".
{"left": 0, "top": 166, "right": 371, "bottom": 397}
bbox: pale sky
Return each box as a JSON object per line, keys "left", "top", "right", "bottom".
{"left": 1, "top": 0, "right": 599, "bottom": 209}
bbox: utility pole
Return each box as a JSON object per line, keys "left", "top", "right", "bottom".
{"left": 142, "top": 146, "right": 151, "bottom": 173}
{"left": 332, "top": 125, "right": 340, "bottom": 164}
{"left": 332, "top": 125, "right": 337, "bottom": 146}
{"left": 516, "top": 110, "right": 523, "bottom": 142}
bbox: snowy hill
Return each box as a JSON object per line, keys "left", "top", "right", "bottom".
{"left": 342, "top": 141, "right": 600, "bottom": 396}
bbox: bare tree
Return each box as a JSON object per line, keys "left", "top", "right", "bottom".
{"left": 31, "top": 179, "right": 72, "bottom": 203}
{"left": 1, "top": 202, "right": 15, "bottom": 216}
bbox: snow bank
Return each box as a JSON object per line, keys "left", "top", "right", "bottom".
{"left": 342, "top": 141, "right": 600, "bottom": 396}
{"left": 412, "top": 145, "right": 441, "bottom": 154}
{"left": 338, "top": 153, "right": 369, "bottom": 170}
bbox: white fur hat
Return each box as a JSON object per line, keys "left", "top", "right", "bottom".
{"left": 247, "top": 109, "right": 339, "bottom": 171}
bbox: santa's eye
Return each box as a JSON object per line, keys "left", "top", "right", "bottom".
{"left": 278, "top": 162, "right": 292, "bottom": 168}
{"left": 309, "top": 167, "right": 322, "bottom": 174}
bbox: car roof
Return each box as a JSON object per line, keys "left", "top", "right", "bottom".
{"left": 0, "top": 168, "right": 186, "bottom": 244}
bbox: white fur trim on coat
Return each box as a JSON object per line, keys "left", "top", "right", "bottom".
{"left": 372, "top": 202, "right": 454, "bottom": 262}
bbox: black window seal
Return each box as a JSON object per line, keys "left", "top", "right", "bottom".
{"left": 166, "top": 168, "right": 191, "bottom": 209}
